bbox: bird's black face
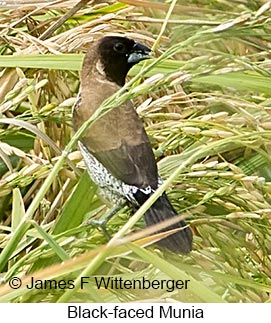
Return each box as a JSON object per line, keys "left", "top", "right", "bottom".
{"left": 98, "top": 36, "right": 151, "bottom": 86}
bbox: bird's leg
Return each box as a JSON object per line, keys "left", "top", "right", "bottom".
{"left": 87, "top": 204, "right": 124, "bottom": 240}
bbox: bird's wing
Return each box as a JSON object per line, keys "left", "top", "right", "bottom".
{"left": 79, "top": 99, "right": 158, "bottom": 189}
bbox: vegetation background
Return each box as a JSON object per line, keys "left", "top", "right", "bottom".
{"left": 0, "top": 0, "right": 271, "bottom": 303}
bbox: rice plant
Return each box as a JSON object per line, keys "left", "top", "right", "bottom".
{"left": 0, "top": 0, "right": 270, "bottom": 303}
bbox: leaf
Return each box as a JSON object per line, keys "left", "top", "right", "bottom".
{"left": 53, "top": 171, "right": 97, "bottom": 234}
{"left": 192, "top": 72, "right": 271, "bottom": 94}
{"left": 11, "top": 188, "right": 25, "bottom": 230}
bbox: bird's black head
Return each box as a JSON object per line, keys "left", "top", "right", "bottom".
{"left": 97, "top": 36, "right": 151, "bottom": 86}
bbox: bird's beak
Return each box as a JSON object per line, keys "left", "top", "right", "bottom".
{"left": 127, "top": 41, "right": 152, "bottom": 64}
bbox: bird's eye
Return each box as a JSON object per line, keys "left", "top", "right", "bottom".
{"left": 113, "top": 42, "right": 126, "bottom": 54}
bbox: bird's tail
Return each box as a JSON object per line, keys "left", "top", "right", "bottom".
{"left": 136, "top": 192, "right": 193, "bottom": 253}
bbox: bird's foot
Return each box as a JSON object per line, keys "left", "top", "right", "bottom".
{"left": 90, "top": 218, "right": 111, "bottom": 240}
{"left": 86, "top": 204, "right": 124, "bottom": 241}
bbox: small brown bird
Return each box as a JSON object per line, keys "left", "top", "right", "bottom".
{"left": 73, "top": 36, "right": 192, "bottom": 253}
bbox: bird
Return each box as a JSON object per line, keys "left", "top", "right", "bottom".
{"left": 72, "top": 35, "right": 193, "bottom": 253}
